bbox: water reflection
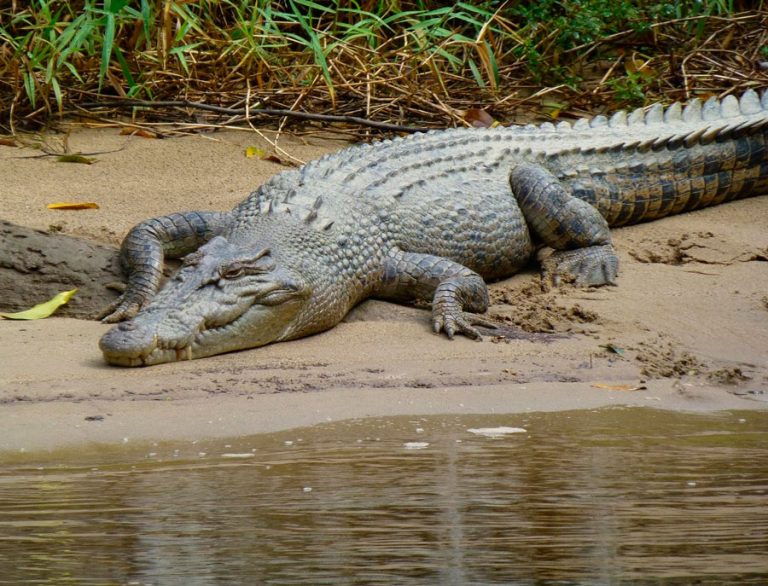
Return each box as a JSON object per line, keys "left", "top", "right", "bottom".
{"left": 1, "top": 408, "right": 767, "bottom": 584}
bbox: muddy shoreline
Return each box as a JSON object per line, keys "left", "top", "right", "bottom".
{"left": 1, "top": 127, "right": 767, "bottom": 451}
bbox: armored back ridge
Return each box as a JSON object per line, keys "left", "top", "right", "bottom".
{"left": 98, "top": 90, "right": 768, "bottom": 365}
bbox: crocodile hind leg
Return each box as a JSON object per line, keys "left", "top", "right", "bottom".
{"left": 377, "top": 250, "right": 496, "bottom": 340}
{"left": 99, "top": 211, "right": 233, "bottom": 322}
{"left": 510, "top": 163, "right": 619, "bottom": 286}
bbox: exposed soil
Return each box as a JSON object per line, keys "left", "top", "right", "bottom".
{"left": 0, "top": 126, "right": 766, "bottom": 450}
{"left": 0, "top": 220, "right": 122, "bottom": 317}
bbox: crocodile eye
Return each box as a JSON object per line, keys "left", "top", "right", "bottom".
{"left": 220, "top": 265, "right": 245, "bottom": 279}
{"left": 182, "top": 250, "right": 204, "bottom": 267}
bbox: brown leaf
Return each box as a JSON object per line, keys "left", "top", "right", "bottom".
{"left": 120, "top": 128, "right": 160, "bottom": 139}
{"left": 0, "top": 138, "right": 17, "bottom": 147}
{"left": 464, "top": 108, "right": 498, "bottom": 128}
{"left": 625, "top": 57, "right": 656, "bottom": 79}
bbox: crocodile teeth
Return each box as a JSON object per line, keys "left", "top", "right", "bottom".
{"left": 173, "top": 345, "right": 193, "bottom": 361}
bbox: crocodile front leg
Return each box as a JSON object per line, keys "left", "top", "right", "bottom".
{"left": 510, "top": 163, "right": 619, "bottom": 286}
{"left": 377, "top": 250, "right": 495, "bottom": 340}
{"left": 100, "top": 211, "right": 233, "bottom": 322}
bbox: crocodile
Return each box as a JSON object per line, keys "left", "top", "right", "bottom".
{"left": 99, "top": 90, "right": 768, "bottom": 366}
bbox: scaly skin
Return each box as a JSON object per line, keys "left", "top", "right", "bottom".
{"left": 99, "top": 90, "right": 768, "bottom": 366}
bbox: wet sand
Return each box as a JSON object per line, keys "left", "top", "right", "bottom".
{"left": 1, "top": 127, "right": 767, "bottom": 451}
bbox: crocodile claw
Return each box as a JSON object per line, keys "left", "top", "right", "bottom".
{"left": 432, "top": 309, "right": 497, "bottom": 341}
{"left": 542, "top": 244, "right": 619, "bottom": 287}
{"left": 97, "top": 295, "right": 146, "bottom": 323}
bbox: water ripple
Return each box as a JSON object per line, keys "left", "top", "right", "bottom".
{"left": 0, "top": 408, "right": 766, "bottom": 585}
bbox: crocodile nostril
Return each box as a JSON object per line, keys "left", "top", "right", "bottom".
{"left": 118, "top": 321, "right": 138, "bottom": 331}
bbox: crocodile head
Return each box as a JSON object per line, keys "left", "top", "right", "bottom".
{"left": 99, "top": 236, "right": 312, "bottom": 366}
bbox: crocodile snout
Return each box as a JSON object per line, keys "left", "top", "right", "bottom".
{"left": 99, "top": 238, "right": 312, "bottom": 366}
{"left": 100, "top": 319, "right": 160, "bottom": 366}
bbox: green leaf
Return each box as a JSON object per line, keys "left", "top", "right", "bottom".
{"left": 55, "top": 155, "right": 96, "bottom": 164}
{"left": 600, "top": 343, "right": 625, "bottom": 356}
{"left": 113, "top": 46, "right": 135, "bottom": 88}
{"left": 170, "top": 43, "right": 203, "bottom": 75}
{"left": 467, "top": 59, "right": 485, "bottom": 88}
{"left": 100, "top": 12, "right": 116, "bottom": 87}
{"left": 105, "top": 0, "right": 130, "bottom": 15}
{"left": 51, "top": 77, "right": 62, "bottom": 110}
{"left": 291, "top": 0, "right": 335, "bottom": 13}
{"left": 23, "top": 71, "right": 36, "bottom": 108}
{"left": 140, "top": 0, "right": 151, "bottom": 42}
{"left": 62, "top": 61, "right": 85, "bottom": 83}
{"left": 484, "top": 40, "right": 500, "bottom": 88}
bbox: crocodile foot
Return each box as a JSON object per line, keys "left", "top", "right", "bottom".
{"left": 432, "top": 307, "right": 498, "bottom": 340}
{"left": 97, "top": 292, "right": 148, "bottom": 323}
{"left": 541, "top": 244, "right": 619, "bottom": 287}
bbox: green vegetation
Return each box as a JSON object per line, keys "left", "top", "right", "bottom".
{"left": 0, "top": 1, "right": 765, "bottom": 131}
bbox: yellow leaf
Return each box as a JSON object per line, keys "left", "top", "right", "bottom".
{"left": 246, "top": 146, "right": 268, "bottom": 159}
{"left": 591, "top": 383, "right": 647, "bottom": 392}
{"left": 47, "top": 202, "right": 100, "bottom": 210}
{"left": 542, "top": 100, "right": 568, "bottom": 120}
{"left": 246, "top": 147, "right": 286, "bottom": 164}
{"left": 0, "top": 289, "right": 77, "bottom": 320}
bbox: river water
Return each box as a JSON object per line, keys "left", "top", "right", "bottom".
{"left": 0, "top": 407, "right": 766, "bottom": 585}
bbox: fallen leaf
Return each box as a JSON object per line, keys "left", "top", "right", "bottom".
{"left": 0, "top": 289, "right": 77, "bottom": 320}
{"left": 600, "top": 343, "right": 625, "bottom": 355}
{"left": 0, "top": 138, "right": 17, "bottom": 147}
{"left": 56, "top": 154, "right": 96, "bottom": 164}
{"left": 464, "top": 108, "right": 498, "bottom": 128}
{"left": 246, "top": 146, "right": 268, "bottom": 158}
{"left": 542, "top": 100, "right": 569, "bottom": 120}
{"left": 120, "top": 128, "right": 160, "bottom": 139}
{"left": 246, "top": 146, "right": 286, "bottom": 165}
{"left": 591, "top": 383, "right": 647, "bottom": 392}
{"left": 47, "top": 202, "right": 100, "bottom": 210}
{"left": 626, "top": 57, "right": 649, "bottom": 73}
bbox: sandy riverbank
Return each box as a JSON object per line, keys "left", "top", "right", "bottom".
{"left": 1, "top": 126, "right": 767, "bottom": 451}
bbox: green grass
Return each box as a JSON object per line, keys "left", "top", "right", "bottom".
{"left": 0, "top": 0, "right": 764, "bottom": 130}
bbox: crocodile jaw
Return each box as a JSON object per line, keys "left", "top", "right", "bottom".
{"left": 99, "top": 298, "right": 305, "bottom": 366}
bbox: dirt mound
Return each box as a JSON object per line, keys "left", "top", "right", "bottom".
{"left": 0, "top": 220, "right": 121, "bottom": 317}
